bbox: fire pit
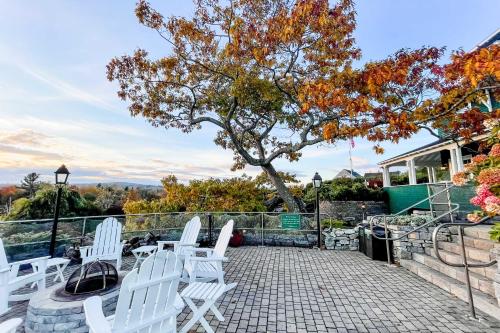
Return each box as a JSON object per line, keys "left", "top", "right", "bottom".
{"left": 25, "top": 261, "right": 125, "bottom": 333}
{"left": 51, "top": 260, "right": 120, "bottom": 302}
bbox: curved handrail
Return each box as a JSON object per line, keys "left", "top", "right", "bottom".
{"left": 432, "top": 216, "right": 497, "bottom": 268}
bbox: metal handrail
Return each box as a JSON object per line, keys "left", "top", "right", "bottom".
{"left": 369, "top": 183, "right": 456, "bottom": 221}
{"left": 432, "top": 216, "right": 496, "bottom": 318}
{"left": 368, "top": 183, "right": 460, "bottom": 265}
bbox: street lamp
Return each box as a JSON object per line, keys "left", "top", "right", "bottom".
{"left": 312, "top": 172, "right": 322, "bottom": 249}
{"left": 49, "top": 165, "right": 70, "bottom": 257}
{"left": 361, "top": 202, "right": 367, "bottom": 221}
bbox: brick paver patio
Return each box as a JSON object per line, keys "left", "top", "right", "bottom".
{"left": 2, "top": 247, "right": 500, "bottom": 332}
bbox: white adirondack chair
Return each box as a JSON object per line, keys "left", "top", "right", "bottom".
{"left": 80, "top": 217, "right": 125, "bottom": 270}
{"left": 157, "top": 216, "right": 201, "bottom": 256}
{"left": 183, "top": 219, "right": 235, "bottom": 287}
{"left": 0, "top": 318, "right": 22, "bottom": 333}
{"left": 84, "top": 250, "right": 183, "bottom": 333}
{"left": 0, "top": 238, "right": 49, "bottom": 315}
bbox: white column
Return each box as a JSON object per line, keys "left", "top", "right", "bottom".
{"left": 431, "top": 167, "right": 437, "bottom": 183}
{"left": 426, "top": 167, "right": 432, "bottom": 183}
{"left": 450, "top": 148, "right": 458, "bottom": 177}
{"left": 455, "top": 147, "right": 464, "bottom": 171}
{"left": 382, "top": 166, "right": 391, "bottom": 187}
{"left": 407, "top": 159, "right": 417, "bottom": 185}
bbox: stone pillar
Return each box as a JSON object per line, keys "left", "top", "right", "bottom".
{"left": 382, "top": 166, "right": 391, "bottom": 187}
{"left": 407, "top": 159, "right": 417, "bottom": 185}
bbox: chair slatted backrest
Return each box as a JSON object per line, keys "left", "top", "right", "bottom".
{"left": 112, "top": 251, "right": 182, "bottom": 332}
{"left": 0, "top": 239, "right": 8, "bottom": 270}
{"left": 213, "top": 220, "right": 234, "bottom": 258}
{"left": 180, "top": 216, "right": 201, "bottom": 246}
{"left": 91, "top": 217, "right": 122, "bottom": 257}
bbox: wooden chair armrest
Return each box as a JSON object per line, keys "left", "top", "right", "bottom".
{"left": 188, "top": 256, "right": 227, "bottom": 263}
{"left": 158, "top": 241, "right": 179, "bottom": 245}
{"left": 83, "top": 296, "right": 112, "bottom": 333}
{"left": 9, "top": 256, "right": 50, "bottom": 267}
{"left": 0, "top": 318, "right": 22, "bottom": 333}
{"left": 177, "top": 243, "right": 199, "bottom": 247}
{"left": 190, "top": 247, "right": 213, "bottom": 253}
{"left": 79, "top": 246, "right": 92, "bottom": 258}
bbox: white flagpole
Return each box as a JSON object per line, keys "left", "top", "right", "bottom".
{"left": 349, "top": 142, "right": 353, "bottom": 177}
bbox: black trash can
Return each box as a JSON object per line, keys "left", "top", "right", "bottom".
{"left": 361, "top": 225, "right": 393, "bottom": 263}
{"left": 358, "top": 224, "right": 367, "bottom": 255}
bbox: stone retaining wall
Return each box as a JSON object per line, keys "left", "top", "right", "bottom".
{"left": 320, "top": 201, "right": 387, "bottom": 224}
{"left": 324, "top": 227, "right": 359, "bottom": 251}
{"left": 388, "top": 225, "right": 452, "bottom": 263}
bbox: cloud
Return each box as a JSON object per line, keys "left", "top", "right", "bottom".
{"left": 1, "top": 129, "right": 51, "bottom": 146}
{"left": 0, "top": 144, "right": 64, "bottom": 160}
{"left": 0, "top": 44, "right": 120, "bottom": 114}
{"left": 21, "top": 65, "right": 120, "bottom": 113}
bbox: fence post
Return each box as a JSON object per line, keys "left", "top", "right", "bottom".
{"left": 445, "top": 182, "right": 455, "bottom": 223}
{"left": 81, "top": 217, "right": 87, "bottom": 245}
{"left": 384, "top": 215, "right": 391, "bottom": 265}
{"left": 261, "top": 213, "right": 265, "bottom": 247}
{"left": 155, "top": 213, "right": 160, "bottom": 234}
{"left": 208, "top": 213, "right": 213, "bottom": 247}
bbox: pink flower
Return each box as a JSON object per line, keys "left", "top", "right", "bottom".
{"left": 476, "top": 184, "right": 493, "bottom": 196}
{"left": 471, "top": 185, "right": 495, "bottom": 208}
{"left": 467, "top": 212, "right": 483, "bottom": 222}
{"left": 484, "top": 195, "right": 500, "bottom": 205}
{"left": 484, "top": 202, "right": 500, "bottom": 216}
{"left": 471, "top": 154, "right": 488, "bottom": 164}
{"left": 477, "top": 168, "right": 500, "bottom": 186}
{"left": 489, "top": 144, "right": 500, "bottom": 158}
{"left": 452, "top": 171, "right": 469, "bottom": 186}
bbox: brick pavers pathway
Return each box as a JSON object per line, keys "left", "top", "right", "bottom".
{"left": 2, "top": 247, "right": 500, "bottom": 332}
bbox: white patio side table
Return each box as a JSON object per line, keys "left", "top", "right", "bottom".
{"left": 131, "top": 245, "right": 158, "bottom": 269}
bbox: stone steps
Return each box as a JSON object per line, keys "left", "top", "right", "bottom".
{"left": 438, "top": 240, "right": 496, "bottom": 262}
{"left": 425, "top": 247, "right": 497, "bottom": 280}
{"left": 400, "top": 259, "right": 500, "bottom": 320}
{"left": 451, "top": 234, "right": 500, "bottom": 251}
{"left": 412, "top": 252, "right": 495, "bottom": 297}
{"left": 463, "top": 225, "right": 494, "bottom": 241}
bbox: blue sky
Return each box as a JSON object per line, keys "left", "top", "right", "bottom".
{"left": 0, "top": 0, "right": 498, "bottom": 185}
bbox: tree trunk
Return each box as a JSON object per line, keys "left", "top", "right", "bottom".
{"left": 261, "top": 163, "right": 301, "bottom": 213}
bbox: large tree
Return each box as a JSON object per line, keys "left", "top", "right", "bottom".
{"left": 19, "top": 172, "right": 40, "bottom": 198}
{"left": 108, "top": 0, "right": 498, "bottom": 211}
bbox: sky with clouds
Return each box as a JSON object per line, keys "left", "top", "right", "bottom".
{"left": 0, "top": 0, "right": 498, "bottom": 185}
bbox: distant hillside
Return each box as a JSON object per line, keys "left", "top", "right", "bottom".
{"left": 73, "top": 182, "right": 163, "bottom": 190}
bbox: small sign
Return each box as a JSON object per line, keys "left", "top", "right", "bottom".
{"left": 280, "top": 214, "right": 301, "bottom": 230}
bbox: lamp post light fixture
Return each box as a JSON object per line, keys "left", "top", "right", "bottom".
{"left": 312, "top": 172, "right": 322, "bottom": 249}
{"left": 49, "top": 165, "right": 70, "bottom": 257}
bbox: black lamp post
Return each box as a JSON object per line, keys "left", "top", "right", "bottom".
{"left": 49, "top": 165, "right": 70, "bottom": 257}
{"left": 361, "top": 202, "right": 367, "bottom": 221}
{"left": 312, "top": 172, "right": 322, "bottom": 249}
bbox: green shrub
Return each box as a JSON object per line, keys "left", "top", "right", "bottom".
{"left": 378, "top": 215, "right": 433, "bottom": 227}
{"left": 489, "top": 223, "right": 500, "bottom": 242}
{"left": 321, "top": 219, "right": 345, "bottom": 229}
{"left": 304, "top": 178, "right": 385, "bottom": 203}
